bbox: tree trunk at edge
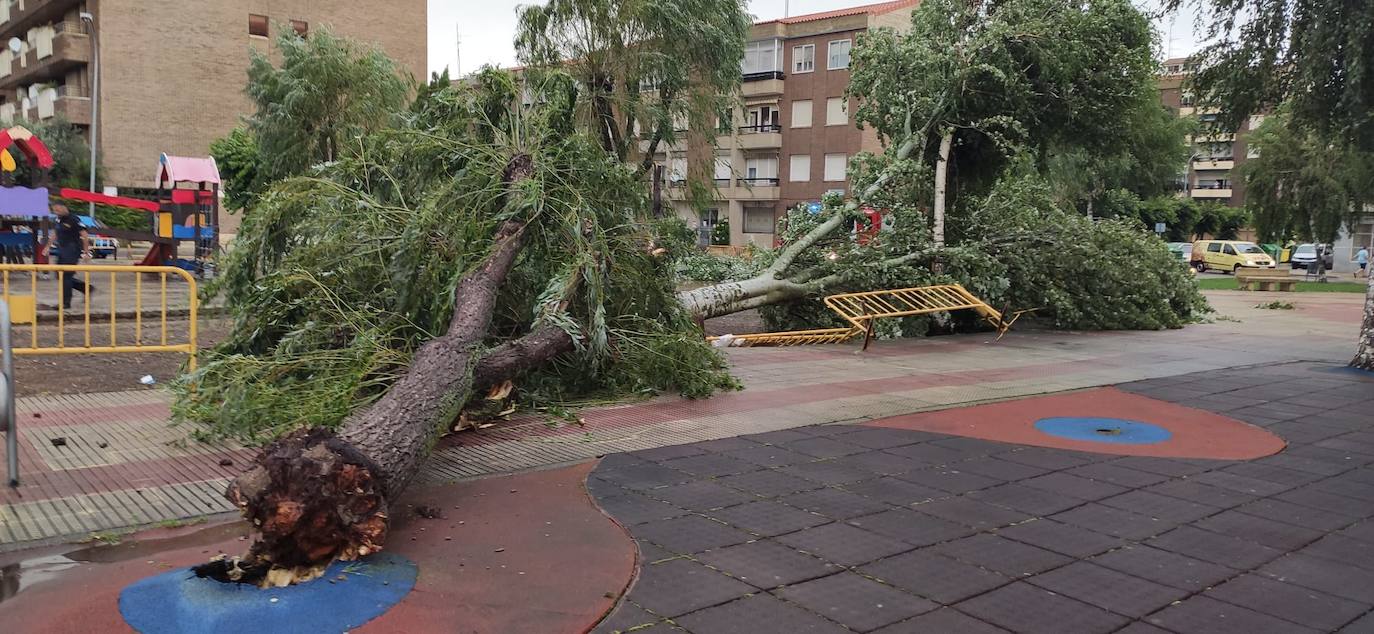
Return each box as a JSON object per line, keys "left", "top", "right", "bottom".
{"left": 1353, "top": 272, "right": 1374, "bottom": 370}
{"left": 933, "top": 130, "right": 953, "bottom": 248}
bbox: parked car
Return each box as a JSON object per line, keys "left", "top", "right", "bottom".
{"left": 78, "top": 215, "right": 118, "bottom": 259}
{"left": 1167, "top": 242, "right": 1193, "bottom": 265}
{"left": 1288, "top": 243, "right": 1333, "bottom": 270}
{"left": 1191, "top": 240, "right": 1276, "bottom": 274}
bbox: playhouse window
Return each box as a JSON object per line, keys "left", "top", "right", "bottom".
{"left": 249, "top": 14, "right": 269, "bottom": 37}
{"left": 291, "top": 20, "right": 309, "bottom": 36}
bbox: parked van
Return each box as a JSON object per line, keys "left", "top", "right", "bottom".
{"left": 1191, "top": 240, "right": 1277, "bottom": 274}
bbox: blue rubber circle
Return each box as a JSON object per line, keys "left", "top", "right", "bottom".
{"left": 1033, "top": 417, "right": 1172, "bottom": 445}
{"left": 119, "top": 552, "right": 417, "bottom": 634}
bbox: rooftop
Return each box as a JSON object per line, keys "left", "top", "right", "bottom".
{"left": 754, "top": 0, "right": 920, "bottom": 26}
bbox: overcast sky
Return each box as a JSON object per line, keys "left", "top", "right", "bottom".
{"left": 426, "top": 0, "right": 1205, "bottom": 77}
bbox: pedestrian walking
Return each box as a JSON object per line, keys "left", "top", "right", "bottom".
{"left": 46, "top": 204, "right": 95, "bottom": 309}
{"left": 1356, "top": 246, "right": 1369, "bottom": 278}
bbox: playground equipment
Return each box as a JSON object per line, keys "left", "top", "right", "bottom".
{"left": 56, "top": 154, "right": 221, "bottom": 275}
{"left": 0, "top": 126, "right": 58, "bottom": 262}
{"left": 709, "top": 284, "right": 1034, "bottom": 349}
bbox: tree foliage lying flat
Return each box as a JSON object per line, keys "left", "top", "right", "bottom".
{"left": 177, "top": 72, "right": 735, "bottom": 443}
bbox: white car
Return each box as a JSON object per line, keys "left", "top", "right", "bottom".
{"left": 1289, "top": 243, "right": 1332, "bottom": 270}
{"left": 1167, "top": 242, "right": 1192, "bottom": 265}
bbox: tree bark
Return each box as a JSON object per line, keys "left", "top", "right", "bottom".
{"left": 197, "top": 155, "right": 541, "bottom": 587}
{"left": 1353, "top": 272, "right": 1374, "bottom": 370}
{"left": 933, "top": 130, "right": 953, "bottom": 248}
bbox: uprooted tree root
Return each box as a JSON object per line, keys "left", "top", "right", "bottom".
{"left": 192, "top": 428, "right": 388, "bottom": 587}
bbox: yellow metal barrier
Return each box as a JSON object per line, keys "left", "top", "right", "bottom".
{"left": 710, "top": 284, "right": 1032, "bottom": 349}
{"left": 0, "top": 264, "right": 198, "bottom": 368}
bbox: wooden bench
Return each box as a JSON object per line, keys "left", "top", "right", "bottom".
{"left": 1236, "top": 268, "right": 1297, "bottom": 291}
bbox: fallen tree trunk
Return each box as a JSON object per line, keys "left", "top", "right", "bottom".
{"left": 1354, "top": 272, "right": 1374, "bottom": 370}
{"left": 197, "top": 155, "right": 556, "bottom": 587}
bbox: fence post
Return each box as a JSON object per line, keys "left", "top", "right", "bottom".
{"left": 1, "top": 299, "right": 16, "bottom": 487}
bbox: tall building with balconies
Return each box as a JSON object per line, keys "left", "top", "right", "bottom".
{"left": 0, "top": 0, "right": 425, "bottom": 200}
{"left": 1157, "top": 57, "right": 1266, "bottom": 208}
{"left": 651, "top": 0, "right": 917, "bottom": 248}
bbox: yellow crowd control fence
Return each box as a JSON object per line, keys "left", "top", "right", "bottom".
{"left": 0, "top": 264, "right": 199, "bottom": 368}
{"left": 710, "top": 284, "right": 1033, "bottom": 349}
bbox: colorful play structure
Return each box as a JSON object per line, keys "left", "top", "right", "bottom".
{"left": 0, "top": 125, "right": 221, "bottom": 276}
{"left": 709, "top": 285, "right": 1035, "bottom": 349}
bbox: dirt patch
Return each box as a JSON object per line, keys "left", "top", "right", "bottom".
{"left": 704, "top": 309, "right": 766, "bottom": 336}
{"left": 12, "top": 318, "right": 231, "bottom": 397}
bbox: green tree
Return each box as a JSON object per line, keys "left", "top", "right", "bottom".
{"left": 514, "top": 0, "right": 751, "bottom": 174}
{"left": 244, "top": 27, "right": 412, "bottom": 184}
{"left": 209, "top": 127, "right": 265, "bottom": 212}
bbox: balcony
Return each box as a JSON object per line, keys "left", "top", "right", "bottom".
{"left": 741, "top": 74, "right": 784, "bottom": 97}
{"left": 1193, "top": 158, "right": 1234, "bottom": 170}
{"left": 1191, "top": 188, "right": 1233, "bottom": 199}
{"left": 13, "top": 85, "right": 89, "bottom": 124}
{"left": 0, "top": 22, "right": 90, "bottom": 89}
{"left": 738, "top": 124, "right": 782, "bottom": 149}
{"left": 0, "top": 0, "right": 80, "bottom": 37}
{"left": 729, "top": 178, "right": 780, "bottom": 201}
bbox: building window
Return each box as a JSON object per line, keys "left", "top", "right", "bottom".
{"left": 745, "top": 105, "right": 779, "bottom": 132}
{"left": 789, "top": 155, "right": 810, "bottom": 182}
{"left": 744, "top": 156, "right": 779, "bottom": 184}
{"left": 823, "top": 153, "right": 847, "bottom": 182}
{"left": 668, "top": 155, "right": 687, "bottom": 185}
{"left": 249, "top": 14, "right": 269, "bottom": 37}
{"left": 742, "top": 39, "right": 782, "bottom": 75}
{"left": 744, "top": 206, "right": 775, "bottom": 234}
{"left": 791, "top": 100, "right": 812, "bottom": 128}
{"left": 290, "top": 20, "right": 309, "bottom": 36}
{"left": 825, "top": 97, "right": 847, "bottom": 126}
{"left": 827, "top": 39, "right": 852, "bottom": 70}
{"left": 713, "top": 156, "right": 732, "bottom": 185}
{"left": 792, "top": 44, "right": 815, "bottom": 73}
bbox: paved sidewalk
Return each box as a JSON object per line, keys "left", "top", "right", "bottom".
{"left": 0, "top": 289, "right": 1363, "bottom": 548}
{"left": 590, "top": 362, "right": 1374, "bottom": 633}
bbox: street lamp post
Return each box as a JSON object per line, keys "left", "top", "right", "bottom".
{"left": 80, "top": 11, "right": 98, "bottom": 222}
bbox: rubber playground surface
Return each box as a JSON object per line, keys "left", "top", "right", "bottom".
{"left": 3, "top": 361, "right": 1373, "bottom": 633}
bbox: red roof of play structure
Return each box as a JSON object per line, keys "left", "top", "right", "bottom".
{"left": 0, "top": 126, "right": 55, "bottom": 170}
{"left": 156, "top": 154, "right": 221, "bottom": 186}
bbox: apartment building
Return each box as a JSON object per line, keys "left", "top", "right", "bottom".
{"left": 653, "top": 0, "right": 917, "bottom": 248}
{"left": 1157, "top": 57, "right": 1267, "bottom": 208}
{"left": 0, "top": 0, "right": 426, "bottom": 197}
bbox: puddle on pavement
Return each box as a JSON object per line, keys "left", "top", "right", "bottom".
{"left": 0, "top": 521, "right": 249, "bottom": 605}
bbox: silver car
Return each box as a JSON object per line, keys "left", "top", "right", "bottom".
{"left": 1289, "top": 243, "right": 1332, "bottom": 270}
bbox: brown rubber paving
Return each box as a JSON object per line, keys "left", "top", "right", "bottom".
{"left": 866, "top": 387, "right": 1286, "bottom": 460}
{"left": 0, "top": 461, "right": 636, "bottom": 634}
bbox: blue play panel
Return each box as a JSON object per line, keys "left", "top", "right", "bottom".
{"left": 1033, "top": 417, "right": 1172, "bottom": 445}
{"left": 119, "top": 552, "right": 417, "bottom": 634}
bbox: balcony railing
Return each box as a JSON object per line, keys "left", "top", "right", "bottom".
{"left": 739, "top": 177, "right": 779, "bottom": 186}
{"left": 0, "top": 26, "right": 89, "bottom": 87}
{"left": 739, "top": 123, "right": 781, "bottom": 134}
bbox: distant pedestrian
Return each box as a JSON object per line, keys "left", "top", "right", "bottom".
{"left": 1357, "top": 246, "right": 1369, "bottom": 278}
{"left": 46, "top": 204, "right": 95, "bottom": 309}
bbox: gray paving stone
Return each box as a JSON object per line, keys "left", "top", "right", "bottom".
{"left": 1272, "top": 486, "right": 1373, "bottom": 517}
{"left": 1067, "top": 462, "right": 1171, "bottom": 489}
{"left": 722, "top": 445, "right": 817, "bottom": 468}
{"left": 884, "top": 443, "right": 972, "bottom": 466}
{"left": 860, "top": 549, "right": 1013, "bottom": 605}
{"left": 930, "top": 533, "right": 1072, "bottom": 577}
{"left": 1307, "top": 476, "right": 1374, "bottom": 502}
{"left": 598, "top": 453, "right": 650, "bottom": 470}
{"left": 773, "top": 572, "right": 938, "bottom": 632}
{"left": 1148, "top": 525, "right": 1285, "bottom": 569}
{"left": 695, "top": 540, "right": 839, "bottom": 589}
{"left": 780, "top": 487, "right": 893, "bottom": 519}
{"left": 842, "top": 478, "right": 944, "bottom": 506}
{"left": 776, "top": 522, "right": 915, "bottom": 567}
{"left": 634, "top": 515, "right": 754, "bottom": 555}
{"left": 1338, "top": 520, "right": 1374, "bottom": 543}
{"left": 689, "top": 437, "right": 764, "bottom": 453}
{"left": 846, "top": 508, "right": 976, "bottom": 547}
{"left": 1300, "top": 534, "right": 1374, "bottom": 570}
{"left": 1020, "top": 472, "right": 1129, "bottom": 501}
{"left": 968, "top": 483, "right": 1088, "bottom": 516}
{"left": 995, "top": 518, "right": 1125, "bottom": 558}
{"left": 628, "top": 558, "right": 754, "bottom": 618}
{"left": 1257, "top": 453, "right": 1359, "bottom": 477}
{"left": 1145, "top": 479, "right": 1259, "bottom": 509}
{"left": 597, "top": 492, "right": 693, "bottom": 525}
{"left": 844, "top": 450, "right": 928, "bottom": 475}
{"left": 1098, "top": 489, "right": 1221, "bottom": 523}
{"left": 596, "top": 463, "right": 695, "bottom": 491}
{"left": 1113, "top": 623, "right": 1173, "bottom": 634}
{"left": 1207, "top": 573, "right": 1370, "bottom": 631}
{"left": 644, "top": 480, "right": 757, "bottom": 512}
{"left": 743, "top": 429, "right": 818, "bottom": 445}
{"left": 675, "top": 594, "right": 850, "bottom": 634}
{"left": 1339, "top": 610, "right": 1374, "bottom": 632}
{"left": 1194, "top": 509, "right": 1326, "bottom": 550}
{"left": 912, "top": 497, "right": 1032, "bottom": 530}
{"left": 954, "top": 457, "right": 1050, "bottom": 482}
{"left": 635, "top": 444, "right": 709, "bottom": 462}
{"left": 1051, "top": 503, "right": 1177, "bottom": 540}
{"left": 995, "top": 446, "right": 1098, "bottom": 471}
{"left": 782, "top": 436, "right": 869, "bottom": 459}
{"left": 896, "top": 467, "right": 1002, "bottom": 494}
{"left": 832, "top": 427, "right": 931, "bottom": 450}
{"left": 708, "top": 500, "right": 830, "bottom": 537}
{"left": 1091, "top": 545, "right": 1238, "bottom": 591}
{"left": 1145, "top": 595, "right": 1320, "bottom": 634}
{"left": 1235, "top": 497, "right": 1360, "bottom": 531}
{"left": 1223, "top": 462, "right": 1326, "bottom": 487}
{"left": 1191, "top": 470, "right": 1300, "bottom": 496}
{"left": 592, "top": 603, "right": 661, "bottom": 634}
{"left": 716, "top": 469, "right": 825, "bottom": 498}
{"left": 780, "top": 460, "right": 878, "bottom": 486}
{"left": 1027, "top": 561, "right": 1189, "bottom": 618}
{"left": 955, "top": 582, "right": 1129, "bottom": 634}
{"left": 1109, "top": 456, "right": 1217, "bottom": 477}
{"left": 1259, "top": 553, "right": 1374, "bottom": 604}
{"left": 871, "top": 608, "right": 1009, "bottom": 633}
{"left": 661, "top": 453, "right": 761, "bottom": 478}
